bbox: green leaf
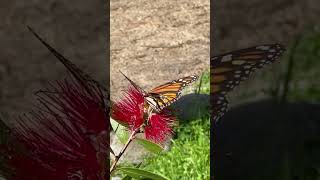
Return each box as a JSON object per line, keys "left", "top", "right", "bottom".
{"left": 118, "top": 167, "right": 169, "bottom": 180}
{"left": 121, "top": 162, "right": 144, "bottom": 180}
{"left": 136, "top": 138, "right": 164, "bottom": 154}
{"left": 110, "top": 118, "right": 164, "bottom": 153}
{"left": 121, "top": 175, "right": 132, "bottom": 180}
{"left": 110, "top": 118, "right": 129, "bottom": 144}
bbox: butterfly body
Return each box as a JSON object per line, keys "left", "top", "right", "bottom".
{"left": 211, "top": 44, "right": 285, "bottom": 122}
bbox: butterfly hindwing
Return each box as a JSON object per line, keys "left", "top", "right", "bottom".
{"left": 211, "top": 95, "right": 229, "bottom": 122}
{"left": 211, "top": 44, "right": 285, "bottom": 121}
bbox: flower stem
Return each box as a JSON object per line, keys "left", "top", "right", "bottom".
{"left": 110, "top": 128, "right": 139, "bottom": 174}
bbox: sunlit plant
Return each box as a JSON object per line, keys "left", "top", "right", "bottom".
{"left": 0, "top": 28, "right": 184, "bottom": 180}
{"left": 109, "top": 83, "right": 176, "bottom": 179}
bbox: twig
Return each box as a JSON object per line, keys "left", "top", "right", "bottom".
{"left": 281, "top": 34, "right": 302, "bottom": 104}
{"left": 110, "top": 128, "right": 140, "bottom": 174}
{"left": 197, "top": 73, "right": 204, "bottom": 94}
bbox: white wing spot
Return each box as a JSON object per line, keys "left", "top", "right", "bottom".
{"left": 269, "top": 49, "right": 276, "bottom": 52}
{"left": 232, "top": 60, "right": 246, "bottom": 65}
{"left": 212, "top": 57, "right": 219, "bottom": 61}
{"left": 221, "top": 54, "right": 233, "bottom": 62}
{"left": 256, "top": 45, "right": 270, "bottom": 50}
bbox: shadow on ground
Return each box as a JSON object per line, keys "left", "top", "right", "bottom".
{"left": 213, "top": 99, "right": 320, "bottom": 180}
{"left": 171, "top": 93, "right": 210, "bottom": 123}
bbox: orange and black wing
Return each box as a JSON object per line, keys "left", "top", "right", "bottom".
{"left": 148, "top": 75, "right": 198, "bottom": 111}
{"left": 211, "top": 44, "right": 285, "bottom": 122}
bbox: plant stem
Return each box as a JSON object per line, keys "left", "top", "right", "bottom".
{"left": 110, "top": 128, "right": 139, "bottom": 174}
{"left": 281, "top": 34, "right": 301, "bottom": 104}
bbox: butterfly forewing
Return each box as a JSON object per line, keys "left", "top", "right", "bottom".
{"left": 148, "top": 75, "right": 198, "bottom": 110}
{"left": 150, "top": 76, "right": 198, "bottom": 93}
{"left": 211, "top": 44, "right": 285, "bottom": 121}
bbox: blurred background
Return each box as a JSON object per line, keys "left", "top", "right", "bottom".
{"left": 213, "top": 0, "right": 320, "bottom": 180}
{"left": 0, "top": 1, "right": 107, "bottom": 178}
{"left": 110, "top": 1, "right": 210, "bottom": 179}
{"left": 0, "top": 0, "right": 107, "bottom": 117}
{"left": 0, "top": 0, "right": 319, "bottom": 179}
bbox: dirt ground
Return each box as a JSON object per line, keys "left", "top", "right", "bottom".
{"left": 110, "top": 0, "right": 209, "bottom": 97}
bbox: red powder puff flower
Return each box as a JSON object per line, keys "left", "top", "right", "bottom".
{"left": 111, "top": 85, "right": 176, "bottom": 144}
{"left": 144, "top": 110, "right": 175, "bottom": 143}
{"left": 1, "top": 75, "right": 109, "bottom": 180}
{"left": 0, "top": 28, "right": 110, "bottom": 180}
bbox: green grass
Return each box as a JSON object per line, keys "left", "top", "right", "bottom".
{"left": 142, "top": 117, "right": 210, "bottom": 180}
{"left": 286, "top": 26, "right": 320, "bottom": 102}
{"left": 195, "top": 71, "right": 210, "bottom": 94}
{"left": 277, "top": 26, "right": 320, "bottom": 180}
{"left": 140, "top": 71, "right": 210, "bottom": 180}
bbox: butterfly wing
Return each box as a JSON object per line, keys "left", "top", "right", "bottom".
{"left": 211, "top": 44, "right": 285, "bottom": 122}
{"left": 148, "top": 75, "right": 198, "bottom": 111}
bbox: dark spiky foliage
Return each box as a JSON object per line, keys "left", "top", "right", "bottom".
{"left": 0, "top": 27, "right": 110, "bottom": 179}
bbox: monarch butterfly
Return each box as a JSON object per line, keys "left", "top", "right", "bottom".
{"left": 120, "top": 71, "right": 198, "bottom": 113}
{"left": 211, "top": 44, "right": 285, "bottom": 122}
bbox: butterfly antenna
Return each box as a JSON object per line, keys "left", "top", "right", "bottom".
{"left": 119, "top": 70, "right": 135, "bottom": 85}
{"left": 27, "top": 26, "right": 75, "bottom": 74}
{"left": 27, "top": 26, "right": 103, "bottom": 95}
{"left": 119, "top": 70, "right": 145, "bottom": 94}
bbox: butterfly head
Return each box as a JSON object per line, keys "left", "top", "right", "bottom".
{"left": 144, "top": 96, "right": 161, "bottom": 112}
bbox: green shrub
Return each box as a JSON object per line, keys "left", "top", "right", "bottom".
{"left": 143, "top": 118, "right": 210, "bottom": 180}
